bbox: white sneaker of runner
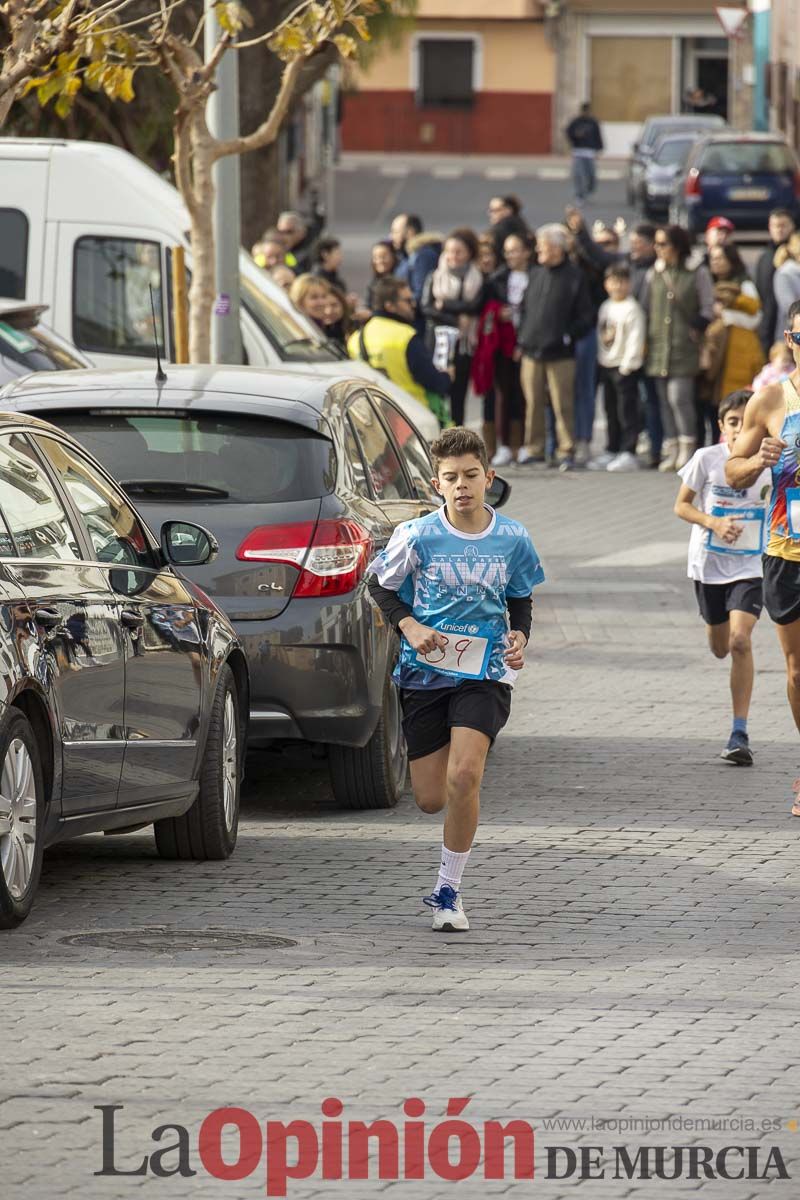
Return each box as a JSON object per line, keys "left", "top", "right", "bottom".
{"left": 491, "top": 444, "right": 513, "bottom": 467}
{"left": 423, "top": 885, "right": 470, "bottom": 932}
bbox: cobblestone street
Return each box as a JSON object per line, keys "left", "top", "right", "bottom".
{"left": 4, "top": 468, "right": 799, "bottom": 1198}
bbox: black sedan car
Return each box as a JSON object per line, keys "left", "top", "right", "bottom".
{"left": 0, "top": 410, "right": 249, "bottom": 928}
{"left": 0, "top": 366, "right": 510, "bottom": 812}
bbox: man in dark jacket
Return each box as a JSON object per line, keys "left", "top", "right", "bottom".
{"left": 565, "top": 208, "right": 656, "bottom": 304}
{"left": 755, "top": 208, "right": 796, "bottom": 354}
{"left": 518, "top": 224, "right": 595, "bottom": 470}
{"left": 566, "top": 103, "right": 604, "bottom": 205}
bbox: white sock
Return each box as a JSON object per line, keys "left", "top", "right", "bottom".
{"left": 435, "top": 844, "right": 471, "bottom": 895}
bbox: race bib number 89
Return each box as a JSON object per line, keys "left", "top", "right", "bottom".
{"left": 415, "top": 632, "right": 492, "bottom": 680}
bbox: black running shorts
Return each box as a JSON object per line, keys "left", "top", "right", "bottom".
{"left": 762, "top": 555, "right": 800, "bottom": 626}
{"left": 399, "top": 681, "right": 512, "bottom": 762}
{"left": 693, "top": 577, "right": 763, "bottom": 627}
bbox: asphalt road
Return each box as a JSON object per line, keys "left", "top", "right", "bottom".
{"left": 334, "top": 156, "right": 636, "bottom": 296}
{"left": 5, "top": 466, "right": 799, "bottom": 1199}
{"left": 332, "top": 155, "right": 761, "bottom": 298}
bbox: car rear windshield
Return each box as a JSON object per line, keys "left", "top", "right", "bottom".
{"left": 48, "top": 411, "right": 336, "bottom": 502}
{"left": 654, "top": 138, "right": 693, "bottom": 167}
{"left": 0, "top": 321, "right": 85, "bottom": 373}
{"left": 700, "top": 142, "right": 796, "bottom": 173}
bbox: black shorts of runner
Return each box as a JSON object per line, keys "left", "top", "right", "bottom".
{"left": 693, "top": 578, "right": 763, "bottom": 627}
{"left": 400, "top": 681, "right": 512, "bottom": 762}
{"left": 762, "top": 555, "right": 800, "bottom": 625}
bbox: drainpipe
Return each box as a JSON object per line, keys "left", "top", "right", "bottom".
{"left": 749, "top": 0, "right": 771, "bottom": 131}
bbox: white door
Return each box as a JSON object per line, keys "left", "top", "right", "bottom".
{"left": 0, "top": 158, "right": 49, "bottom": 302}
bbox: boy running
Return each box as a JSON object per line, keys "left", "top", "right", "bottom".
{"left": 725, "top": 300, "right": 800, "bottom": 813}
{"left": 366, "top": 427, "right": 544, "bottom": 931}
{"left": 675, "top": 389, "right": 771, "bottom": 765}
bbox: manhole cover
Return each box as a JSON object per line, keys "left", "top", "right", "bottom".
{"left": 58, "top": 927, "right": 297, "bottom": 953}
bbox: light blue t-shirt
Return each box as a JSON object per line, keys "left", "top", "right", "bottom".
{"left": 369, "top": 505, "right": 545, "bottom": 690}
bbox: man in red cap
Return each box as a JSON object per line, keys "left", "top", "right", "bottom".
{"left": 705, "top": 216, "right": 735, "bottom": 251}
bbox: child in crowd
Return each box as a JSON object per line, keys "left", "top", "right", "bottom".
{"left": 752, "top": 340, "right": 794, "bottom": 393}
{"left": 674, "top": 389, "right": 772, "bottom": 765}
{"left": 593, "top": 264, "right": 646, "bottom": 472}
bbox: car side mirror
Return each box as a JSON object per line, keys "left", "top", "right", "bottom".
{"left": 160, "top": 520, "right": 218, "bottom": 567}
{"left": 486, "top": 474, "right": 511, "bottom": 510}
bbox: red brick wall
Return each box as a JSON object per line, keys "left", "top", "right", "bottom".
{"left": 340, "top": 91, "right": 553, "bottom": 155}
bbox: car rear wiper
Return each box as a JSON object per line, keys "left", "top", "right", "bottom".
{"left": 120, "top": 480, "right": 230, "bottom": 498}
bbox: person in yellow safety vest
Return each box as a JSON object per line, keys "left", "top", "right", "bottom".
{"left": 348, "top": 276, "right": 452, "bottom": 422}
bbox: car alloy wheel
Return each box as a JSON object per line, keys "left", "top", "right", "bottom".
{"left": 0, "top": 738, "right": 37, "bottom": 899}
{"left": 0, "top": 710, "right": 45, "bottom": 929}
{"left": 222, "top": 691, "right": 238, "bottom": 832}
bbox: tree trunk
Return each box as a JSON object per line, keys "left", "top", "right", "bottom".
{"left": 187, "top": 129, "right": 216, "bottom": 363}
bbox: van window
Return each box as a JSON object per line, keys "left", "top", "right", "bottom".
{"left": 0, "top": 210, "right": 29, "bottom": 299}
{"left": 73, "top": 237, "right": 165, "bottom": 357}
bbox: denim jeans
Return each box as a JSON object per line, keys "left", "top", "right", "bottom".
{"left": 574, "top": 328, "right": 598, "bottom": 445}
{"left": 639, "top": 373, "right": 663, "bottom": 461}
{"left": 572, "top": 154, "right": 596, "bottom": 202}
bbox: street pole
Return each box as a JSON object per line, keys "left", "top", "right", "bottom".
{"left": 748, "top": 0, "right": 771, "bottom": 131}
{"left": 205, "top": 1, "right": 242, "bottom": 364}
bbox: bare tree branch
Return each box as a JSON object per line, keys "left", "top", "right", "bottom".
{"left": 212, "top": 53, "right": 302, "bottom": 160}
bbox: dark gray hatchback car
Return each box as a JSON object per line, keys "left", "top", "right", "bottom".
{"left": 0, "top": 366, "right": 509, "bottom": 811}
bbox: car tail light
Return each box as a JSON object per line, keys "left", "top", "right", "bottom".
{"left": 236, "top": 519, "right": 373, "bottom": 598}
{"left": 685, "top": 168, "right": 702, "bottom": 199}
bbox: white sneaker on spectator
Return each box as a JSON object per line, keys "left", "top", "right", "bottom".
{"left": 587, "top": 451, "right": 615, "bottom": 471}
{"left": 516, "top": 448, "right": 544, "bottom": 465}
{"left": 607, "top": 451, "right": 639, "bottom": 472}
{"left": 491, "top": 444, "right": 513, "bottom": 467}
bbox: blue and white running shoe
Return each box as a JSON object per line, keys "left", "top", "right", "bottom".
{"left": 422, "top": 884, "right": 469, "bottom": 932}
{"left": 721, "top": 730, "right": 753, "bottom": 766}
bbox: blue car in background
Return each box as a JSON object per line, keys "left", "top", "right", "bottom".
{"left": 670, "top": 132, "right": 800, "bottom": 235}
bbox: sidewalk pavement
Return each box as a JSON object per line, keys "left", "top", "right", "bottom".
{"left": 3, "top": 468, "right": 799, "bottom": 1198}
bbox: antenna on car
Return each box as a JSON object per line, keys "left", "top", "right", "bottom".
{"left": 149, "top": 284, "right": 167, "bottom": 384}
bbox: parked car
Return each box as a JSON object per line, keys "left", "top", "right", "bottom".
{"left": 0, "top": 137, "right": 440, "bottom": 442}
{"left": 627, "top": 114, "right": 726, "bottom": 207}
{"left": 0, "top": 299, "right": 91, "bottom": 386}
{"left": 0, "top": 408, "right": 249, "bottom": 928}
{"left": 0, "top": 365, "right": 510, "bottom": 811}
{"left": 670, "top": 131, "right": 800, "bottom": 235}
{"left": 637, "top": 133, "right": 696, "bottom": 219}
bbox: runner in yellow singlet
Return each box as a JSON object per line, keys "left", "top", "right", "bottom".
{"left": 726, "top": 298, "right": 800, "bottom": 815}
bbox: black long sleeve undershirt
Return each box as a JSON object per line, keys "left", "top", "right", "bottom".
{"left": 366, "top": 574, "right": 533, "bottom": 643}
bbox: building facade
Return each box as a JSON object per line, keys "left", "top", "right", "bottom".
{"left": 767, "top": 0, "right": 800, "bottom": 150}
{"left": 340, "top": 0, "right": 555, "bottom": 155}
{"left": 550, "top": 1, "right": 744, "bottom": 155}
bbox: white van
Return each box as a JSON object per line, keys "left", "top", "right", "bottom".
{"left": 0, "top": 137, "right": 440, "bottom": 440}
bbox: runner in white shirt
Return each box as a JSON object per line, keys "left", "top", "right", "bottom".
{"left": 674, "top": 389, "right": 772, "bottom": 765}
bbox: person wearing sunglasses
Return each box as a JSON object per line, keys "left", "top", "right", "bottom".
{"left": 725, "top": 299, "right": 800, "bottom": 815}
